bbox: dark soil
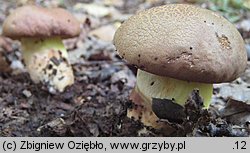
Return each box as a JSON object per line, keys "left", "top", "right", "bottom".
{"left": 0, "top": 61, "right": 142, "bottom": 136}
{"left": 0, "top": 0, "right": 250, "bottom": 137}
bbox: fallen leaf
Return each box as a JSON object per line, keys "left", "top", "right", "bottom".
{"left": 74, "top": 3, "right": 111, "bottom": 18}
{"left": 104, "top": 0, "right": 124, "bottom": 7}
{"left": 37, "top": 118, "right": 67, "bottom": 136}
{"left": 221, "top": 98, "right": 250, "bottom": 125}
{"left": 213, "top": 79, "right": 250, "bottom": 102}
{"left": 89, "top": 24, "right": 118, "bottom": 42}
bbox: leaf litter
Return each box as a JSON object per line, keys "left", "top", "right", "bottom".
{"left": 0, "top": 0, "right": 250, "bottom": 137}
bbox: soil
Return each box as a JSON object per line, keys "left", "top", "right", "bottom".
{"left": 0, "top": 0, "right": 250, "bottom": 137}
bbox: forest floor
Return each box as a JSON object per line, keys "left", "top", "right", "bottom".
{"left": 0, "top": 0, "right": 250, "bottom": 136}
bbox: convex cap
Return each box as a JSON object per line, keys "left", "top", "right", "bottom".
{"left": 2, "top": 5, "right": 80, "bottom": 39}
{"left": 114, "top": 4, "right": 247, "bottom": 83}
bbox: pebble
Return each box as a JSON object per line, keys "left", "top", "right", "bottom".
{"left": 22, "top": 89, "right": 32, "bottom": 98}
{"left": 86, "top": 96, "right": 92, "bottom": 101}
{"left": 10, "top": 60, "right": 24, "bottom": 70}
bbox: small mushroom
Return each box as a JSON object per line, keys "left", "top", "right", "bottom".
{"left": 2, "top": 5, "right": 80, "bottom": 92}
{"left": 113, "top": 4, "right": 247, "bottom": 130}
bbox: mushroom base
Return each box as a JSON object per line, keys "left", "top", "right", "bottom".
{"left": 128, "top": 88, "right": 176, "bottom": 135}
{"left": 21, "top": 37, "right": 74, "bottom": 93}
{"left": 127, "top": 69, "right": 213, "bottom": 132}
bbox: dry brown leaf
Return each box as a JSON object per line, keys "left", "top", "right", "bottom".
{"left": 89, "top": 24, "right": 118, "bottom": 42}
{"left": 221, "top": 99, "right": 250, "bottom": 125}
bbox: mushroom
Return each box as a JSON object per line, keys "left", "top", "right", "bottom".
{"left": 2, "top": 5, "right": 80, "bottom": 93}
{"left": 113, "top": 4, "right": 247, "bottom": 129}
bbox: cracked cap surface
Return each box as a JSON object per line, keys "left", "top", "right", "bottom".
{"left": 113, "top": 4, "right": 247, "bottom": 83}
{"left": 2, "top": 5, "right": 80, "bottom": 39}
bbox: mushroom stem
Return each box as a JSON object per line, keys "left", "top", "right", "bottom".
{"left": 128, "top": 69, "right": 213, "bottom": 128}
{"left": 21, "top": 37, "right": 74, "bottom": 93}
{"left": 136, "top": 69, "right": 213, "bottom": 107}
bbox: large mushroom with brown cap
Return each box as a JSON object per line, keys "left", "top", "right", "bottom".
{"left": 2, "top": 5, "right": 80, "bottom": 93}
{"left": 113, "top": 4, "right": 247, "bottom": 130}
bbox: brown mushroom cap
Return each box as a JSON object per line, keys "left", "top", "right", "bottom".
{"left": 113, "top": 4, "right": 247, "bottom": 83}
{"left": 2, "top": 5, "right": 80, "bottom": 39}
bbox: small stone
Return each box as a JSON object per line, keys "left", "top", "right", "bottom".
{"left": 10, "top": 60, "right": 24, "bottom": 70}
{"left": 86, "top": 96, "right": 92, "bottom": 101}
{"left": 22, "top": 89, "right": 32, "bottom": 98}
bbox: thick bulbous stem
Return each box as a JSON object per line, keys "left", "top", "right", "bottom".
{"left": 128, "top": 69, "right": 213, "bottom": 131}
{"left": 21, "top": 37, "right": 74, "bottom": 93}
